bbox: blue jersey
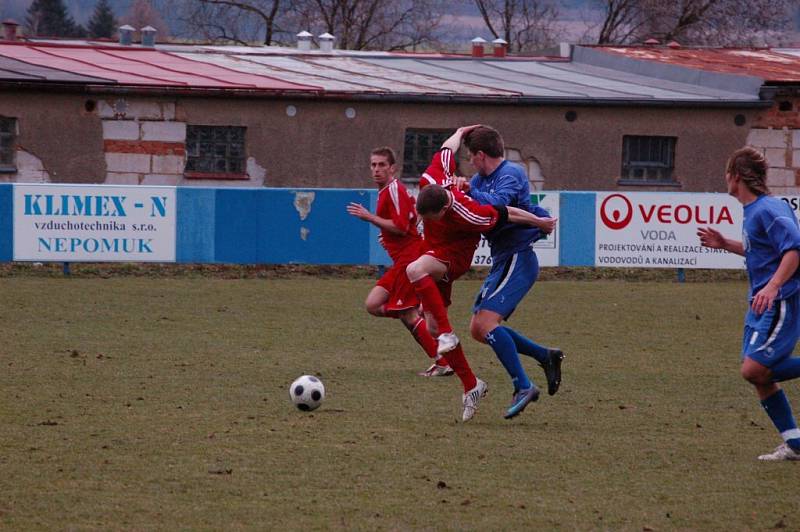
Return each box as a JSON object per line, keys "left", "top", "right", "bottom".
{"left": 742, "top": 195, "right": 800, "bottom": 300}
{"left": 469, "top": 160, "right": 549, "bottom": 262}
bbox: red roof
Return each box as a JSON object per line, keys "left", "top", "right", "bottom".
{"left": 594, "top": 45, "right": 800, "bottom": 83}
{"left": 0, "top": 42, "right": 320, "bottom": 90}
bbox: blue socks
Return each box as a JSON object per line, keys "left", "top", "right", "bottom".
{"left": 499, "top": 326, "right": 549, "bottom": 365}
{"left": 761, "top": 389, "right": 800, "bottom": 452}
{"left": 486, "top": 326, "right": 531, "bottom": 392}
{"left": 771, "top": 357, "right": 800, "bottom": 382}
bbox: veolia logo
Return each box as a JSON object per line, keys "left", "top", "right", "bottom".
{"left": 600, "top": 194, "right": 633, "bottom": 230}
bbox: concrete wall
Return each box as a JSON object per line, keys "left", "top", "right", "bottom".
{"left": 749, "top": 96, "right": 800, "bottom": 196}
{"left": 0, "top": 91, "right": 757, "bottom": 192}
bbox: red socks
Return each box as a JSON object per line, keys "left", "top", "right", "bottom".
{"left": 441, "top": 344, "right": 477, "bottom": 392}
{"left": 408, "top": 317, "right": 440, "bottom": 361}
{"left": 411, "top": 276, "right": 452, "bottom": 334}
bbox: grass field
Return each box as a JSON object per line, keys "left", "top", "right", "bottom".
{"left": 1, "top": 275, "right": 799, "bottom": 530}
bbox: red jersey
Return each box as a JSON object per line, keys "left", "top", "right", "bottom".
{"left": 420, "top": 148, "right": 458, "bottom": 189}
{"left": 419, "top": 149, "right": 499, "bottom": 260}
{"left": 376, "top": 178, "right": 423, "bottom": 264}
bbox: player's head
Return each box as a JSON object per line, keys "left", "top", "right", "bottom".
{"left": 725, "top": 146, "right": 768, "bottom": 197}
{"left": 463, "top": 125, "right": 504, "bottom": 176}
{"left": 370, "top": 147, "right": 396, "bottom": 187}
{"left": 416, "top": 184, "right": 450, "bottom": 221}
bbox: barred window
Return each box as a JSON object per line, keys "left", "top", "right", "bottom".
{"left": 621, "top": 135, "right": 677, "bottom": 184}
{"left": 0, "top": 117, "right": 16, "bottom": 171}
{"left": 185, "top": 125, "right": 246, "bottom": 178}
{"left": 402, "top": 129, "right": 452, "bottom": 180}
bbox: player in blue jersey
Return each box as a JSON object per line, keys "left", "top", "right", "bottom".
{"left": 457, "top": 125, "right": 565, "bottom": 419}
{"left": 698, "top": 146, "right": 800, "bottom": 461}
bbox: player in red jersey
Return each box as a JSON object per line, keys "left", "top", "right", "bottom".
{"left": 406, "top": 128, "right": 555, "bottom": 421}
{"left": 347, "top": 147, "right": 454, "bottom": 377}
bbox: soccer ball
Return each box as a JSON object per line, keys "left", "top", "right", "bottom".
{"left": 289, "top": 375, "right": 325, "bottom": 411}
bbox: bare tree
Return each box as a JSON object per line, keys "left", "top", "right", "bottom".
{"left": 473, "top": 0, "right": 563, "bottom": 52}
{"left": 122, "top": 0, "right": 170, "bottom": 37}
{"left": 589, "top": 0, "right": 796, "bottom": 46}
{"left": 171, "top": 0, "right": 446, "bottom": 50}
{"left": 286, "top": 0, "right": 448, "bottom": 50}
{"left": 171, "top": 0, "right": 284, "bottom": 45}
{"left": 593, "top": 0, "right": 649, "bottom": 44}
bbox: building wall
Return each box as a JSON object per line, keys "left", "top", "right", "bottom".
{"left": 750, "top": 96, "right": 800, "bottom": 196}
{"left": 0, "top": 91, "right": 756, "bottom": 192}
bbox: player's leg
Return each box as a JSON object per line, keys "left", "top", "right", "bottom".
{"left": 398, "top": 308, "right": 453, "bottom": 377}
{"left": 741, "top": 297, "right": 800, "bottom": 460}
{"left": 771, "top": 356, "right": 800, "bottom": 382}
{"left": 408, "top": 252, "right": 484, "bottom": 419}
{"left": 406, "top": 254, "right": 453, "bottom": 338}
{"left": 490, "top": 251, "right": 562, "bottom": 396}
{"left": 471, "top": 308, "right": 538, "bottom": 419}
{"left": 364, "top": 285, "right": 392, "bottom": 317}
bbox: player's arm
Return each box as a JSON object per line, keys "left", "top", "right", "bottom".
{"left": 752, "top": 214, "right": 800, "bottom": 313}
{"left": 346, "top": 202, "right": 405, "bottom": 235}
{"left": 469, "top": 173, "right": 519, "bottom": 206}
{"left": 752, "top": 249, "right": 800, "bottom": 314}
{"left": 697, "top": 226, "right": 744, "bottom": 255}
{"left": 501, "top": 206, "right": 557, "bottom": 234}
{"left": 440, "top": 125, "right": 481, "bottom": 152}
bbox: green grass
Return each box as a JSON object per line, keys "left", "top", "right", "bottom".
{"left": 0, "top": 276, "right": 798, "bottom": 530}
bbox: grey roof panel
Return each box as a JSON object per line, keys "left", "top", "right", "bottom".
{"left": 303, "top": 57, "right": 515, "bottom": 95}
{"left": 0, "top": 55, "right": 113, "bottom": 83}
{"left": 496, "top": 60, "right": 757, "bottom": 100}
{"left": 362, "top": 58, "right": 569, "bottom": 97}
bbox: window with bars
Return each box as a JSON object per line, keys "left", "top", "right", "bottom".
{"left": 185, "top": 125, "right": 246, "bottom": 178}
{"left": 402, "top": 129, "right": 453, "bottom": 180}
{"left": 620, "top": 135, "right": 677, "bottom": 184}
{"left": 0, "top": 117, "right": 16, "bottom": 172}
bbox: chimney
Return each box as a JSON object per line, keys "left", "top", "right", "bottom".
{"left": 471, "top": 37, "right": 486, "bottom": 58}
{"left": 318, "top": 32, "right": 335, "bottom": 53}
{"left": 119, "top": 25, "right": 135, "bottom": 46}
{"left": 296, "top": 30, "right": 313, "bottom": 51}
{"left": 2, "top": 19, "right": 19, "bottom": 42}
{"left": 140, "top": 26, "right": 157, "bottom": 47}
{"left": 492, "top": 38, "right": 507, "bottom": 58}
{"left": 559, "top": 42, "right": 572, "bottom": 59}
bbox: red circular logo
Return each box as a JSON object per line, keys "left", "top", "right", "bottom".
{"left": 600, "top": 194, "right": 633, "bottom": 230}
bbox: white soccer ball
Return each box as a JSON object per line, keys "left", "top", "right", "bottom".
{"left": 289, "top": 375, "right": 325, "bottom": 411}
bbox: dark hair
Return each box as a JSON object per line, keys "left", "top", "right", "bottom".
{"left": 416, "top": 184, "right": 449, "bottom": 215}
{"left": 727, "top": 146, "right": 768, "bottom": 195}
{"left": 370, "top": 146, "right": 396, "bottom": 166}
{"left": 464, "top": 126, "right": 504, "bottom": 158}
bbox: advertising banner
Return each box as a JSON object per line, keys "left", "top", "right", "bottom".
{"left": 14, "top": 184, "right": 177, "bottom": 262}
{"left": 472, "top": 192, "right": 560, "bottom": 267}
{"left": 595, "top": 192, "right": 744, "bottom": 269}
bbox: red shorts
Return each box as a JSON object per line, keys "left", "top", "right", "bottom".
{"left": 376, "top": 262, "right": 419, "bottom": 312}
{"left": 424, "top": 248, "right": 473, "bottom": 307}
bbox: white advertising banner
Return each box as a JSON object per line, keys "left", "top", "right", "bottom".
{"left": 595, "top": 192, "right": 745, "bottom": 269}
{"left": 472, "top": 192, "right": 560, "bottom": 267}
{"left": 14, "top": 184, "right": 177, "bottom": 262}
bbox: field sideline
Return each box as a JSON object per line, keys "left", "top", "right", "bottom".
{"left": 1, "top": 276, "right": 798, "bottom": 530}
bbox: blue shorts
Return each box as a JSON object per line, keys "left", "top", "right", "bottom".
{"left": 742, "top": 292, "right": 800, "bottom": 368}
{"left": 473, "top": 248, "right": 538, "bottom": 319}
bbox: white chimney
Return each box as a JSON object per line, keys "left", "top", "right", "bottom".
{"left": 297, "top": 30, "right": 313, "bottom": 51}
{"left": 559, "top": 42, "right": 572, "bottom": 59}
{"left": 141, "top": 26, "right": 157, "bottom": 47}
{"left": 119, "top": 24, "right": 135, "bottom": 46}
{"left": 318, "top": 32, "right": 335, "bottom": 53}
